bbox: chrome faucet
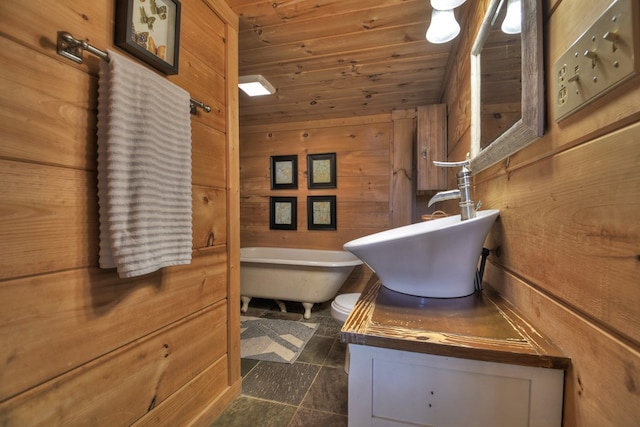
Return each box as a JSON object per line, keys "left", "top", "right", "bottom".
{"left": 427, "top": 156, "right": 479, "bottom": 221}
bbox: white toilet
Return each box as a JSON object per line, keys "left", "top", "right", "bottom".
{"left": 331, "top": 293, "right": 361, "bottom": 373}
{"left": 331, "top": 293, "right": 360, "bottom": 322}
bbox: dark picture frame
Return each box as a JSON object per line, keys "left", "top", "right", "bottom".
{"left": 270, "top": 197, "right": 297, "bottom": 230}
{"left": 307, "top": 153, "right": 336, "bottom": 189}
{"left": 270, "top": 155, "right": 298, "bottom": 190}
{"left": 307, "top": 196, "right": 336, "bottom": 230}
{"left": 115, "top": 0, "right": 181, "bottom": 75}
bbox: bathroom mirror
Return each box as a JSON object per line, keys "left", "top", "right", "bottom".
{"left": 470, "top": 0, "right": 544, "bottom": 173}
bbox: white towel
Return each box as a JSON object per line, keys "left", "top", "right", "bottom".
{"left": 97, "top": 49, "right": 192, "bottom": 278}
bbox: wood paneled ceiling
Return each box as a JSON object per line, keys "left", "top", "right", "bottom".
{"left": 227, "top": 0, "right": 468, "bottom": 125}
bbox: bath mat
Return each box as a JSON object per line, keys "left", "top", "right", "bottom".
{"left": 240, "top": 316, "right": 318, "bottom": 364}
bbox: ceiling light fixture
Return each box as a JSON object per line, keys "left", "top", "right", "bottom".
{"left": 426, "top": 9, "right": 460, "bottom": 44}
{"left": 501, "top": 0, "right": 522, "bottom": 34}
{"left": 430, "top": 0, "right": 467, "bottom": 10}
{"left": 238, "top": 74, "right": 276, "bottom": 96}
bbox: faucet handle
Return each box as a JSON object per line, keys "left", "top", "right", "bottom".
{"left": 432, "top": 159, "right": 469, "bottom": 168}
{"left": 432, "top": 153, "right": 471, "bottom": 168}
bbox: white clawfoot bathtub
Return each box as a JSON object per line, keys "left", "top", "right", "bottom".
{"left": 240, "top": 247, "right": 363, "bottom": 319}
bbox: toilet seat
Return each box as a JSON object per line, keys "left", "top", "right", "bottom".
{"left": 331, "top": 293, "right": 361, "bottom": 323}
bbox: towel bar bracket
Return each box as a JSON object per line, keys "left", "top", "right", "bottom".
{"left": 57, "top": 31, "right": 88, "bottom": 64}
{"left": 56, "top": 31, "right": 211, "bottom": 115}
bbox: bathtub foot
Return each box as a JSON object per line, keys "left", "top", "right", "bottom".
{"left": 302, "top": 302, "right": 314, "bottom": 319}
{"left": 241, "top": 296, "right": 251, "bottom": 313}
{"left": 275, "top": 300, "right": 287, "bottom": 313}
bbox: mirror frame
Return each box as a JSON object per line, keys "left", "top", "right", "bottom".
{"left": 470, "top": 0, "right": 544, "bottom": 173}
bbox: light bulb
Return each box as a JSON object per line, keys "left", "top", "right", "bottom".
{"left": 430, "top": 0, "right": 467, "bottom": 10}
{"left": 426, "top": 9, "right": 460, "bottom": 44}
{"left": 501, "top": 0, "right": 522, "bottom": 34}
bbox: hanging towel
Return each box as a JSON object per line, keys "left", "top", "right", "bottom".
{"left": 97, "top": 49, "right": 192, "bottom": 278}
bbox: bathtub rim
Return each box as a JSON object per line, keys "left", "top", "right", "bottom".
{"left": 240, "top": 246, "right": 363, "bottom": 268}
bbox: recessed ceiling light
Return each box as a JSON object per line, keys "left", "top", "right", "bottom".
{"left": 238, "top": 75, "right": 276, "bottom": 96}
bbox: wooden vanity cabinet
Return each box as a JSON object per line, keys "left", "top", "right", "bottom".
{"left": 342, "top": 282, "right": 570, "bottom": 427}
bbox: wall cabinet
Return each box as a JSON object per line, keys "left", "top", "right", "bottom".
{"left": 348, "top": 344, "right": 564, "bottom": 427}
{"left": 416, "top": 105, "right": 447, "bottom": 191}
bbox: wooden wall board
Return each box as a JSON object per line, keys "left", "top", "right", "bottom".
{"left": 439, "top": 0, "right": 640, "bottom": 424}
{"left": 239, "top": 229, "right": 384, "bottom": 252}
{"left": 191, "top": 122, "right": 227, "bottom": 188}
{"left": 0, "top": 38, "right": 97, "bottom": 169}
{"left": 169, "top": 48, "right": 227, "bottom": 133}
{"left": 477, "top": 0, "right": 640, "bottom": 178}
{"left": 241, "top": 200, "right": 390, "bottom": 232}
{"left": 204, "top": 0, "right": 240, "bottom": 32}
{"left": 391, "top": 112, "right": 415, "bottom": 227}
{"left": 132, "top": 356, "right": 237, "bottom": 427}
{"left": 180, "top": 1, "right": 227, "bottom": 77}
{"left": 479, "top": 122, "right": 640, "bottom": 346}
{"left": 239, "top": 125, "right": 391, "bottom": 156}
{"left": 224, "top": 23, "right": 242, "bottom": 391}
{"left": 0, "top": 1, "right": 113, "bottom": 68}
{"left": 240, "top": 115, "right": 392, "bottom": 254}
{"left": 193, "top": 186, "right": 228, "bottom": 248}
{"left": 0, "top": 249, "right": 228, "bottom": 401}
{"left": 239, "top": 175, "right": 389, "bottom": 202}
{"left": 485, "top": 268, "right": 640, "bottom": 426}
{"left": 0, "top": 160, "right": 228, "bottom": 279}
{"left": 416, "top": 104, "right": 447, "bottom": 191}
{"left": 0, "top": 303, "right": 228, "bottom": 426}
{"left": 239, "top": 114, "right": 392, "bottom": 132}
{"left": 0, "top": 0, "right": 241, "bottom": 423}
{"left": 0, "top": 159, "right": 99, "bottom": 279}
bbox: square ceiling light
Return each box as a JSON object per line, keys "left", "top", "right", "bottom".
{"left": 238, "top": 74, "right": 276, "bottom": 96}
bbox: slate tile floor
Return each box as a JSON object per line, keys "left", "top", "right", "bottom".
{"left": 211, "top": 298, "right": 349, "bottom": 427}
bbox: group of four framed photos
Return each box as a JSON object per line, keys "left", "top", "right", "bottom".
{"left": 269, "top": 153, "right": 337, "bottom": 230}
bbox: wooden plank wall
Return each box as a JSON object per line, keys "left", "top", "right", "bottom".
{"left": 0, "top": 0, "right": 241, "bottom": 425}
{"left": 442, "top": 0, "right": 640, "bottom": 425}
{"left": 239, "top": 114, "right": 401, "bottom": 293}
{"left": 391, "top": 109, "right": 417, "bottom": 227}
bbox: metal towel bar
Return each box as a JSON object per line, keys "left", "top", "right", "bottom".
{"left": 56, "top": 31, "right": 212, "bottom": 115}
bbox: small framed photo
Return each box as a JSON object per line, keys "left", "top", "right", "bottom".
{"left": 307, "top": 153, "right": 336, "bottom": 189}
{"left": 271, "top": 155, "right": 298, "bottom": 190}
{"left": 115, "top": 0, "right": 181, "bottom": 75}
{"left": 307, "top": 196, "right": 336, "bottom": 230}
{"left": 270, "top": 197, "right": 297, "bottom": 230}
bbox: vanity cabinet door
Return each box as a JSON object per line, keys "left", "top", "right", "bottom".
{"left": 372, "top": 358, "right": 530, "bottom": 426}
{"left": 348, "top": 344, "right": 564, "bottom": 427}
{"left": 416, "top": 105, "right": 447, "bottom": 191}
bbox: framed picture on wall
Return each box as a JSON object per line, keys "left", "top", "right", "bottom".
{"left": 307, "top": 196, "right": 336, "bottom": 230}
{"left": 115, "top": 0, "right": 181, "bottom": 75}
{"left": 307, "top": 153, "right": 336, "bottom": 189}
{"left": 271, "top": 155, "right": 298, "bottom": 190}
{"left": 270, "top": 197, "right": 297, "bottom": 230}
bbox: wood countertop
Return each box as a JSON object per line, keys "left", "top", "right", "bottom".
{"left": 341, "top": 281, "right": 571, "bottom": 370}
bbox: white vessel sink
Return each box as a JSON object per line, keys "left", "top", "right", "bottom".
{"left": 344, "top": 209, "right": 500, "bottom": 298}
